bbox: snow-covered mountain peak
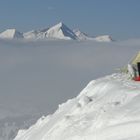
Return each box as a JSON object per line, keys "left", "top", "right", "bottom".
{"left": 46, "top": 22, "right": 77, "bottom": 40}
{"left": 14, "top": 73, "right": 140, "bottom": 140}
{"left": 6, "top": 29, "right": 16, "bottom": 33}
{"left": 0, "top": 29, "right": 23, "bottom": 39}
{"left": 73, "top": 29, "right": 94, "bottom": 40}
{"left": 53, "top": 22, "right": 65, "bottom": 28}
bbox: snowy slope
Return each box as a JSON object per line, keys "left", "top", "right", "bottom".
{"left": 23, "top": 30, "right": 43, "bottom": 39}
{"left": 46, "top": 22, "right": 77, "bottom": 40}
{"left": 0, "top": 29, "right": 23, "bottom": 39}
{"left": 94, "top": 35, "right": 113, "bottom": 42}
{"left": 14, "top": 73, "right": 140, "bottom": 140}
{"left": 23, "top": 28, "right": 48, "bottom": 39}
{"left": 73, "top": 29, "right": 94, "bottom": 40}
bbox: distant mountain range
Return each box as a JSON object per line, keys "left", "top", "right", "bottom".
{"left": 0, "top": 22, "right": 113, "bottom": 42}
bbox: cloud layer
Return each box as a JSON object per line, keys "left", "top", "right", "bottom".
{"left": 0, "top": 40, "right": 139, "bottom": 117}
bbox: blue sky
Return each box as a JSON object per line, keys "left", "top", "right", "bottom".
{"left": 0, "top": 0, "right": 140, "bottom": 40}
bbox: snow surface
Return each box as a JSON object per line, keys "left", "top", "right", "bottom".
{"left": 14, "top": 73, "right": 140, "bottom": 140}
{"left": 0, "top": 29, "right": 23, "bottom": 39}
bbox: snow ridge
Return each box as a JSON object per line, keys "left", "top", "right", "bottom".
{"left": 14, "top": 73, "right": 140, "bottom": 140}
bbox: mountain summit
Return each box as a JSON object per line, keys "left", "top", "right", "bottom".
{"left": 46, "top": 22, "right": 77, "bottom": 40}
{"left": 0, "top": 29, "right": 23, "bottom": 39}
